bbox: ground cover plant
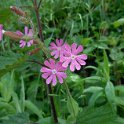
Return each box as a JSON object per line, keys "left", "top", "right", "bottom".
{"left": 0, "top": 0, "right": 124, "bottom": 124}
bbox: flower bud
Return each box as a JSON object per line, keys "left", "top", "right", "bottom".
{"left": 28, "top": 48, "right": 40, "bottom": 55}
{"left": 10, "top": 6, "right": 26, "bottom": 17}
{"left": 4, "top": 31, "right": 22, "bottom": 40}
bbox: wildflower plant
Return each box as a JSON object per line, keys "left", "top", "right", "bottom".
{"left": 1, "top": 1, "right": 124, "bottom": 124}
{"left": 0, "top": 1, "right": 87, "bottom": 124}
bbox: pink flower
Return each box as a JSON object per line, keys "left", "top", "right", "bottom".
{"left": 16, "top": 26, "right": 33, "bottom": 48}
{"left": 0, "top": 24, "right": 3, "bottom": 41}
{"left": 41, "top": 59, "right": 67, "bottom": 86}
{"left": 50, "top": 39, "right": 65, "bottom": 59}
{"left": 60, "top": 43, "right": 87, "bottom": 72}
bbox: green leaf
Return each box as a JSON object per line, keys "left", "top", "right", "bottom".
{"left": 113, "top": 18, "right": 124, "bottom": 28}
{"left": 105, "top": 81, "right": 116, "bottom": 111}
{"left": 0, "top": 56, "right": 27, "bottom": 78}
{"left": 25, "top": 100, "right": 43, "bottom": 118}
{"left": 58, "top": 118, "right": 67, "bottom": 124}
{"left": 0, "top": 101, "right": 16, "bottom": 118}
{"left": 115, "top": 86, "right": 124, "bottom": 93}
{"left": 105, "top": 81, "right": 115, "bottom": 103}
{"left": 0, "top": 72, "right": 15, "bottom": 102}
{"left": 89, "top": 91, "right": 103, "bottom": 106}
{"left": 12, "top": 92, "right": 22, "bottom": 113}
{"left": 85, "top": 66, "right": 98, "bottom": 71}
{"left": 38, "top": 117, "right": 53, "bottom": 124}
{"left": 67, "top": 96, "right": 79, "bottom": 118}
{"left": 1, "top": 112, "right": 30, "bottom": 124}
{"left": 81, "top": 38, "right": 92, "bottom": 45}
{"left": 83, "top": 86, "right": 103, "bottom": 93}
{"left": 20, "top": 77, "right": 25, "bottom": 112}
{"left": 103, "top": 50, "right": 110, "bottom": 81}
{"left": 76, "top": 104, "right": 123, "bottom": 124}
{"left": 44, "top": 37, "right": 53, "bottom": 47}
{"left": 115, "top": 97, "right": 124, "bottom": 106}
{"left": 83, "top": 76, "right": 104, "bottom": 83}
{"left": 109, "top": 48, "right": 124, "bottom": 60}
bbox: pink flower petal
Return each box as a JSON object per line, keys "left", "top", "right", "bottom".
{"left": 27, "top": 40, "right": 33, "bottom": 47}
{"left": 44, "top": 60, "right": 51, "bottom": 68}
{"left": 28, "top": 29, "right": 33, "bottom": 37}
{"left": 60, "top": 56, "right": 69, "bottom": 62}
{"left": 56, "top": 74, "right": 63, "bottom": 84}
{"left": 54, "top": 51, "right": 59, "bottom": 59}
{"left": 27, "top": 42, "right": 31, "bottom": 47}
{"left": 0, "top": 24, "right": 3, "bottom": 30}
{"left": 51, "top": 50, "right": 57, "bottom": 56}
{"left": 70, "top": 61, "right": 75, "bottom": 72}
{"left": 56, "top": 62, "right": 67, "bottom": 71}
{"left": 57, "top": 72, "right": 67, "bottom": 78}
{"left": 16, "top": 31, "right": 23, "bottom": 37}
{"left": 25, "top": 26, "right": 28, "bottom": 35}
{"left": 50, "top": 42, "right": 57, "bottom": 47}
{"left": 42, "top": 72, "right": 51, "bottom": 79}
{"left": 63, "top": 50, "right": 71, "bottom": 56}
{"left": 0, "top": 24, "right": 3, "bottom": 41}
{"left": 74, "top": 45, "right": 83, "bottom": 54}
{"left": 20, "top": 40, "right": 26, "bottom": 48}
{"left": 59, "top": 39, "right": 63, "bottom": 46}
{"left": 46, "top": 75, "right": 53, "bottom": 84}
{"left": 56, "top": 39, "right": 63, "bottom": 46}
{"left": 64, "top": 43, "right": 71, "bottom": 53}
{"left": 50, "top": 46, "right": 57, "bottom": 50}
{"left": 52, "top": 74, "right": 57, "bottom": 86}
{"left": 49, "top": 59, "right": 55, "bottom": 68}
{"left": 71, "top": 43, "right": 77, "bottom": 54}
{"left": 78, "top": 54, "right": 87, "bottom": 60}
{"left": 40, "top": 67, "right": 51, "bottom": 72}
{"left": 73, "top": 59, "right": 81, "bottom": 70}
{"left": 62, "top": 58, "right": 71, "bottom": 68}
{"left": 76, "top": 57, "right": 86, "bottom": 65}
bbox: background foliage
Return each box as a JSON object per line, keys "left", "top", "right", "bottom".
{"left": 0, "top": 0, "right": 124, "bottom": 124}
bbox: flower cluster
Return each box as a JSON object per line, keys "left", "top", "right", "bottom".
{"left": 41, "top": 39, "right": 87, "bottom": 86}
{"left": 0, "top": 24, "right": 87, "bottom": 86}
{"left": 16, "top": 26, "right": 34, "bottom": 48}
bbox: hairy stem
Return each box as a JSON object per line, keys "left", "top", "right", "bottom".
{"left": 27, "top": 60, "right": 43, "bottom": 66}
{"left": 33, "top": 0, "right": 44, "bottom": 42}
{"left": 33, "top": 0, "right": 58, "bottom": 123}
{"left": 47, "top": 84, "right": 58, "bottom": 123}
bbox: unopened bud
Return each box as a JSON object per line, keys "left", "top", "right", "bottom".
{"left": 4, "top": 31, "right": 22, "bottom": 40}
{"left": 28, "top": 48, "right": 40, "bottom": 55}
{"left": 10, "top": 6, "right": 26, "bottom": 17}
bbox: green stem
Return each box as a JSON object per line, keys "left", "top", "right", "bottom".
{"left": 64, "top": 82, "right": 76, "bottom": 118}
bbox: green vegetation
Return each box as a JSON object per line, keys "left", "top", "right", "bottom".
{"left": 0, "top": 0, "right": 124, "bottom": 124}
